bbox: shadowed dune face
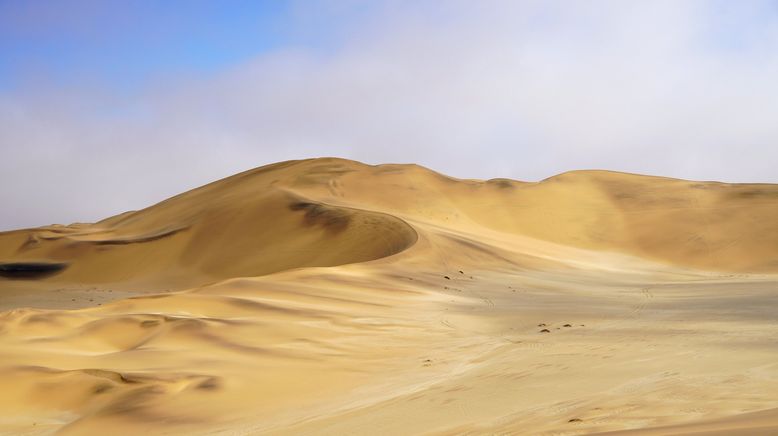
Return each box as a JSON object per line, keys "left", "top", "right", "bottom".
{"left": 1, "top": 157, "right": 778, "bottom": 435}
{"left": 0, "top": 186, "right": 417, "bottom": 289}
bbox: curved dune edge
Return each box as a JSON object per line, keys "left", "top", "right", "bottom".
{"left": 275, "top": 158, "right": 778, "bottom": 273}
{"left": 0, "top": 187, "right": 419, "bottom": 292}
{"left": 1, "top": 158, "right": 778, "bottom": 435}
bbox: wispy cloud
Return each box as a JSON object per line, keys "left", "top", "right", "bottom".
{"left": 2, "top": 0, "right": 778, "bottom": 229}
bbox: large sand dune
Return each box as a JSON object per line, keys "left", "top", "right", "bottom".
{"left": 1, "top": 157, "right": 778, "bottom": 435}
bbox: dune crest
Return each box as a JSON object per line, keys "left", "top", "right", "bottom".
{"left": 2, "top": 157, "right": 778, "bottom": 435}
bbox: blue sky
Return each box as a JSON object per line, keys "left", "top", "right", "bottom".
{"left": 0, "top": 1, "right": 295, "bottom": 90}
{"left": 3, "top": 0, "right": 776, "bottom": 90}
{"left": 2, "top": 1, "right": 778, "bottom": 229}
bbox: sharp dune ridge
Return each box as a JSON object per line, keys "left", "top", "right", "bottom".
{"left": 1, "top": 157, "right": 778, "bottom": 435}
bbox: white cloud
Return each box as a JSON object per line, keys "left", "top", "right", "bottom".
{"left": 2, "top": 0, "right": 778, "bottom": 229}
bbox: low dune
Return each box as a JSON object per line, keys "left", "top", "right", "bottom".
{"left": 1, "top": 157, "right": 777, "bottom": 435}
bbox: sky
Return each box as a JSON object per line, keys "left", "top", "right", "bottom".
{"left": 2, "top": 0, "right": 778, "bottom": 230}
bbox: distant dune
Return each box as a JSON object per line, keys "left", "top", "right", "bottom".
{"left": 1, "top": 158, "right": 777, "bottom": 435}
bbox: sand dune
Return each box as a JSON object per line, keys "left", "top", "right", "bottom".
{"left": 0, "top": 182, "right": 416, "bottom": 290}
{"left": 1, "top": 157, "right": 778, "bottom": 435}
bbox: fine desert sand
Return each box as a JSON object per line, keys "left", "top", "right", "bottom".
{"left": 1, "top": 157, "right": 778, "bottom": 435}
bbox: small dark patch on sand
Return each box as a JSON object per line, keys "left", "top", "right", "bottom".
{"left": 568, "top": 418, "right": 583, "bottom": 423}
{"left": 93, "top": 227, "right": 187, "bottom": 245}
{"left": 289, "top": 201, "right": 351, "bottom": 233}
{"left": 540, "top": 329, "right": 550, "bottom": 333}
{"left": 93, "top": 383, "right": 114, "bottom": 394}
{"left": 141, "top": 320, "right": 161, "bottom": 328}
{"left": 563, "top": 324, "right": 572, "bottom": 327}
{"left": 444, "top": 276, "right": 451, "bottom": 280}
{"left": 730, "top": 188, "right": 778, "bottom": 199}
{"left": 0, "top": 262, "right": 68, "bottom": 279}
{"left": 488, "top": 178, "right": 516, "bottom": 189}
{"left": 196, "top": 377, "right": 221, "bottom": 391}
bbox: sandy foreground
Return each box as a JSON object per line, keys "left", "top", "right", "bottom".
{"left": 1, "top": 157, "right": 777, "bottom": 435}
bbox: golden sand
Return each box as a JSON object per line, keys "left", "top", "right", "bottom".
{"left": 1, "top": 158, "right": 777, "bottom": 435}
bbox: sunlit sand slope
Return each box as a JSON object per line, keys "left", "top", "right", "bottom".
{"left": 0, "top": 173, "right": 416, "bottom": 288}
{"left": 1, "top": 157, "right": 778, "bottom": 435}
{"left": 271, "top": 159, "right": 778, "bottom": 273}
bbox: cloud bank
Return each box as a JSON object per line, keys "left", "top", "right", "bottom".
{"left": 2, "top": 0, "right": 778, "bottom": 230}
